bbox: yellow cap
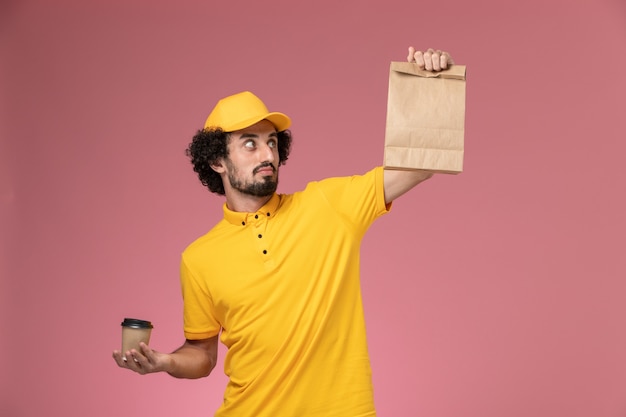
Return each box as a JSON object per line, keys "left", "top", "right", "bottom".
{"left": 204, "top": 91, "right": 291, "bottom": 132}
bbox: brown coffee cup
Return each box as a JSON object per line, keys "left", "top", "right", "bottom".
{"left": 121, "top": 318, "right": 153, "bottom": 360}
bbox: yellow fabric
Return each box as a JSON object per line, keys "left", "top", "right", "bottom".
{"left": 180, "top": 167, "right": 390, "bottom": 417}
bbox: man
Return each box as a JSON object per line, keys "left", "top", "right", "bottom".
{"left": 113, "top": 48, "right": 454, "bottom": 416}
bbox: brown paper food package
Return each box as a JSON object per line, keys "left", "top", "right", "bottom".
{"left": 383, "top": 61, "right": 467, "bottom": 174}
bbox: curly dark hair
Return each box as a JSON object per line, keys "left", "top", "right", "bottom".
{"left": 185, "top": 127, "right": 293, "bottom": 195}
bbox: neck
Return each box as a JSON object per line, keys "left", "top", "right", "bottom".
{"left": 224, "top": 190, "right": 273, "bottom": 213}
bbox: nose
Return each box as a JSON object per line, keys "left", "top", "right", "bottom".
{"left": 261, "top": 142, "right": 276, "bottom": 163}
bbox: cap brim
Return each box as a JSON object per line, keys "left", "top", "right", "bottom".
{"left": 222, "top": 112, "right": 291, "bottom": 132}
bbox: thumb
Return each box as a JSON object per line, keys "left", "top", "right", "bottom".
{"left": 407, "top": 46, "right": 416, "bottom": 62}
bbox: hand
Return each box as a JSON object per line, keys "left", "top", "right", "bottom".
{"left": 112, "top": 342, "right": 172, "bottom": 375}
{"left": 407, "top": 47, "right": 454, "bottom": 71}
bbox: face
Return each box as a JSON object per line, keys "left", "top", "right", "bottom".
{"left": 221, "top": 120, "right": 280, "bottom": 197}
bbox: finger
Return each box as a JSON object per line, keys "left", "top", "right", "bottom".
{"left": 414, "top": 51, "right": 425, "bottom": 69}
{"left": 423, "top": 50, "right": 433, "bottom": 71}
{"left": 130, "top": 348, "right": 147, "bottom": 364}
{"left": 407, "top": 46, "right": 416, "bottom": 62}
{"left": 139, "top": 342, "right": 156, "bottom": 365}
{"left": 432, "top": 51, "right": 441, "bottom": 71}
{"left": 128, "top": 350, "right": 148, "bottom": 374}
{"left": 112, "top": 350, "right": 129, "bottom": 368}
{"left": 445, "top": 52, "right": 454, "bottom": 66}
{"left": 440, "top": 51, "right": 454, "bottom": 69}
{"left": 124, "top": 350, "right": 135, "bottom": 363}
{"left": 134, "top": 345, "right": 162, "bottom": 374}
{"left": 440, "top": 53, "right": 449, "bottom": 70}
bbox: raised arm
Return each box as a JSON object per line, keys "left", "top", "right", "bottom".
{"left": 112, "top": 335, "right": 219, "bottom": 379}
{"left": 383, "top": 47, "right": 454, "bottom": 204}
{"left": 383, "top": 169, "right": 434, "bottom": 203}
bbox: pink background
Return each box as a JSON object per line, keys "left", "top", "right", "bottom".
{"left": 2, "top": 0, "right": 626, "bottom": 416}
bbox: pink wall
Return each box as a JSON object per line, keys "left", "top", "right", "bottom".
{"left": 2, "top": 0, "right": 626, "bottom": 415}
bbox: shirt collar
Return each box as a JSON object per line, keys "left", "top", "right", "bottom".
{"left": 223, "top": 193, "right": 281, "bottom": 226}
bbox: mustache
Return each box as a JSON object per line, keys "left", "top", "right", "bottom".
{"left": 253, "top": 162, "right": 276, "bottom": 175}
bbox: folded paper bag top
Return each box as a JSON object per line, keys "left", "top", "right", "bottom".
{"left": 383, "top": 62, "right": 467, "bottom": 174}
{"left": 389, "top": 61, "right": 467, "bottom": 80}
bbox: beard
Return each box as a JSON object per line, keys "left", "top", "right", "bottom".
{"left": 226, "top": 161, "right": 278, "bottom": 197}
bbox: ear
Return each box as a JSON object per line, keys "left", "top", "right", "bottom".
{"left": 210, "top": 159, "right": 226, "bottom": 174}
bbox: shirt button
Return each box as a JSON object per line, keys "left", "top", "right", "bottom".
{"left": 241, "top": 221, "right": 245, "bottom": 226}
{"left": 258, "top": 234, "right": 262, "bottom": 238}
{"left": 255, "top": 214, "right": 259, "bottom": 219}
{"left": 266, "top": 212, "right": 270, "bottom": 217}
{"left": 263, "top": 250, "right": 267, "bottom": 254}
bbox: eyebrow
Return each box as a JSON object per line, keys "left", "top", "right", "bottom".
{"left": 238, "top": 132, "right": 278, "bottom": 140}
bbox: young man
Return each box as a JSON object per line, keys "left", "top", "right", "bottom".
{"left": 113, "top": 48, "right": 454, "bottom": 416}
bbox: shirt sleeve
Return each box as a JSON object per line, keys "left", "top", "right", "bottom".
{"left": 312, "top": 167, "right": 391, "bottom": 233}
{"left": 180, "top": 254, "right": 222, "bottom": 340}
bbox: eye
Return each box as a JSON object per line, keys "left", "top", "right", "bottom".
{"left": 244, "top": 140, "right": 256, "bottom": 149}
{"left": 268, "top": 139, "right": 277, "bottom": 148}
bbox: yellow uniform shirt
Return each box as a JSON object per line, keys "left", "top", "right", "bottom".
{"left": 180, "top": 167, "right": 390, "bottom": 417}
